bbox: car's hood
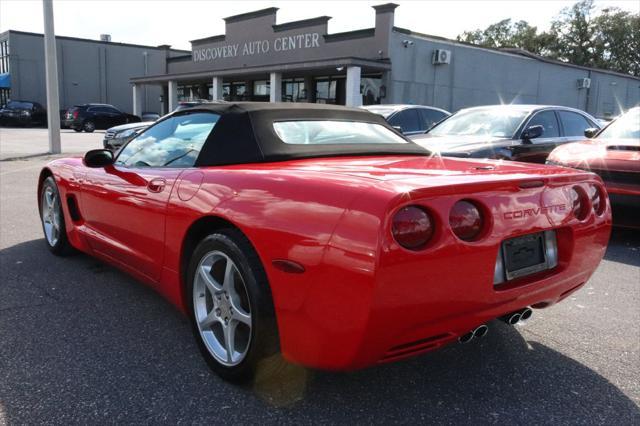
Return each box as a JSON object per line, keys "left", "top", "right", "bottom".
{"left": 410, "top": 134, "right": 513, "bottom": 153}
{"left": 107, "top": 121, "right": 153, "bottom": 132}
{"left": 547, "top": 138, "right": 640, "bottom": 173}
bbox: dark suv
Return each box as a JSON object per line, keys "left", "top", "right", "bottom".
{"left": 63, "top": 104, "right": 140, "bottom": 132}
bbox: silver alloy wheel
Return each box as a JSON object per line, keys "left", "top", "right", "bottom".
{"left": 41, "top": 186, "right": 60, "bottom": 247}
{"left": 83, "top": 121, "right": 95, "bottom": 132}
{"left": 193, "top": 250, "right": 252, "bottom": 366}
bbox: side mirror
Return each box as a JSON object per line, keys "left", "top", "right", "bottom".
{"left": 83, "top": 149, "right": 114, "bottom": 168}
{"left": 522, "top": 125, "right": 544, "bottom": 141}
{"left": 584, "top": 128, "right": 599, "bottom": 138}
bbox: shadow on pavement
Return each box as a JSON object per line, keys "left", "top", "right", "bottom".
{"left": 605, "top": 228, "right": 640, "bottom": 267}
{"left": 0, "top": 238, "right": 638, "bottom": 424}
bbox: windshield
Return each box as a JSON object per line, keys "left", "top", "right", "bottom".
{"left": 6, "top": 101, "right": 33, "bottom": 110}
{"left": 273, "top": 120, "right": 408, "bottom": 145}
{"left": 597, "top": 108, "right": 640, "bottom": 140}
{"left": 428, "top": 108, "right": 529, "bottom": 138}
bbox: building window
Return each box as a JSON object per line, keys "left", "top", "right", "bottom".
{"left": 282, "top": 78, "right": 305, "bottom": 102}
{"left": 253, "top": 80, "right": 270, "bottom": 96}
{"left": 361, "top": 77, "right": 382, "bottom": 105}
{"left": 315, "top": 79, "right": 337, "bottom": 104}
{"left": 0, "top": 39, "right": 9, "bottom": 74}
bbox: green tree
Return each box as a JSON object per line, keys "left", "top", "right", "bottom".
{"left": 458, "top": 0, "right": 640, "bottom": 76}
{"left": 457, "top": 19, "right": 545, "bottom": 54}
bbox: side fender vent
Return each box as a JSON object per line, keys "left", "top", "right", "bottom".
{"left": 66, "top": 195, "right": 82, "bottom": 222}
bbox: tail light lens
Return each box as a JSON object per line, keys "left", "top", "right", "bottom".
{"left": 72, "top": 110, "right": 79, "bottom": 119}
{"left": 392, "top": 206, "right": 434, "bottom": 250}
{"left": 449, "top": 200, "right": 484, "bottom": 241}
{"left": 589, "top": 184, "right": 606, "bottom": 216}
{"left": 570, "top": 186, "right": 589, "bottom": 220}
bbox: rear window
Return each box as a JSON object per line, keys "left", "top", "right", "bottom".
{"left": 273, "top": 120, "right": 408, "bottom": 145}
{"left": 7, "top": 101, "right": 33, "bottom": 109}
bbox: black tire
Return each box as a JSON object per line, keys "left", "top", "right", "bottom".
{"left": 186, "top": 229, "right": 280, "bottom": 383}
{"left": 73, "top": 128, "right": 82, "bottom": 133}
{"left": 83, "top": 120, "right": 95, "bottom": 133}
{"left": 40, "top": 176, "right": 75, "bottom": 256}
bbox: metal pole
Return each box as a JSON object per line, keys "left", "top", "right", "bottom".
{"left": 43, "top": 0, "right": 61, "bottom": 154}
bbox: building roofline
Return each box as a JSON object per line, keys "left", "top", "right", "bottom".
{"left": 224, "top": 7, "right": 278, "bottom": 24}
{"left": 394, "top": 27, "right": 640, "bottom": 81}
{"left": 273, "top": 16, "right": 331, "bottom": 32}
{"left": 324, "top": 28, "right": 375, "bottom": 43}
{"left": 372, "top": 3, "right": 399, "bottom": 13}
{"left": 2, "top": 29, "right": 189, "bottom": 53}
{"left": 190, "top": 34, "right": 226, "bottom": 44}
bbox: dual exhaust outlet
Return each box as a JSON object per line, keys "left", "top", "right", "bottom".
{"left": 499, "top": 307, "right": 533, "bottom": 325}
{"left": 458, "top": 307, "right": 533, "bottom": 344}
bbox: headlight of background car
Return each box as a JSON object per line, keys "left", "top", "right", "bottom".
{"left": 117, "top": 128, "right": 138, "bottom": 139}
{"left": 20, "top": 110, "right": 31, "bottom": 116}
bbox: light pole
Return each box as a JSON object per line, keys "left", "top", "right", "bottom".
{"left": 43, "top": 0, "right": 61, "bottom": 154}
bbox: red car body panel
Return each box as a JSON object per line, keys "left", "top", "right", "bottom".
{"left": 547, "top": 138, "right": 639, "bottom": 228}
{"left": 40, "top": 154, "right": 611, "bottom": 370}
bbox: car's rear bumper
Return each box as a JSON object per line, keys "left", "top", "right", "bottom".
{"left": 274, "top": 218, "right": 610, "bottom": 371}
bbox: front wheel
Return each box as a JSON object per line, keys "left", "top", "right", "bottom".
{"left": 187, "top": 229, "right": 280, "bottom": 383}
{"left": 40, "top": 177, "right": 74, "bottom": 256}
{"left": 82, "top": 120, "right": 95, "bottom": 132}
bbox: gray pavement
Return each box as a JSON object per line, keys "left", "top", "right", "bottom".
{"left": 0, "top": 128, "right": 103, "bottom": 160}
{"left": 0, "top": 156, "right": 639, "bottom": 424}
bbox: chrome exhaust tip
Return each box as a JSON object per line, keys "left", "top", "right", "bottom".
{"left": 520, "top": 307, "right": 533, "bottom": 321}
{"left": 458, "top": 331, "right": 475, "bottom": 344}
{"left": 500, "top": 312, "right": 522, "bottom": 325}
{"left": 473, "top": 324, "right": 489, "bottom": 338}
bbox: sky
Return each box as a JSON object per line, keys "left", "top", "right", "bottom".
{"left": 1, "top": 0, "right": 638, "bottom": 51}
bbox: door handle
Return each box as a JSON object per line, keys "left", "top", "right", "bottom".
{"left": 147, "top": 178, "right": 166, "bottom": 193}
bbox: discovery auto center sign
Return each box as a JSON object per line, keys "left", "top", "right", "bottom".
{"left": 193, "top": 32, "right": 321, "bottom": 62}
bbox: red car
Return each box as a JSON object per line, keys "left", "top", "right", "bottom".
{"left": 547, "top": 107, "right": 639, "bottom": 229}
{"left": 38, "top": 103, "right": 611, "bottom": 382}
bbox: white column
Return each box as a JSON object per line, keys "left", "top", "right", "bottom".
{"left": 132, "top": 84, "right": 143, "bottom": 116}
{"left": 42, "top": 0, "right": 61, "bottom": 154}
{"left": 269, "top": 72, "right": 282, "bottom": 103}
{"left": 168, "top": 80, "right": 178, "bottom": 112}
{"left": 345, "top": 66, "right": 362, "bottom": 107}
{"left": 211, "top": 76, "right": 223, "bottom": 101}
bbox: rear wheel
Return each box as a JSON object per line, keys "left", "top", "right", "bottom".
{"left": 83, "top": 120, "right": 95, "bottom": 133}
{"left": 187, "top": 229, "right": 280, "bottom": 383}
{"left": 40, "top": 177, "right": 74, "bottom": 256}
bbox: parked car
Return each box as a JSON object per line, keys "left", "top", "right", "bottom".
{"left": 0, "top": 100, "right": 47, "bottom": 127}
{"left": 547, "top": 107, "right": 639, "bottom": 229}
{"left": 411, "top": 105, "right": 601, "bottom": 163}
{"left": 174, "top": 99, "right": 226, "bottom": 112}
{"left": 103, "top": 121, "right": 155, "bottom": 151}
{"left": 38, "top": 103, "right": 610, "bottom": 383}
{"left": 62, "top": 103, "right": 140, "bottom": 132}
{"left": 141, "top": 111, "right": 160, "bottom": 122}
{"left": 361, "top": 104, "right": 450, "bottom": 135}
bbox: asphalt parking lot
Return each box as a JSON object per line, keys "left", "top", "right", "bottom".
{"left": 0, "top": 134, "right": 639, "bottom": 424}
{"left": 0, "top": 127, "right": 104, "bottom": 161}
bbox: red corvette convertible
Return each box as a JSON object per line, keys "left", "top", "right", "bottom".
{"left": 547, "top": 107, "right": 639, "bottom": 229}
{"left": 38, "top": 103, "right": 611, "bottom": 382}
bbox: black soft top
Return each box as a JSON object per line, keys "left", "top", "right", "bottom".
{"left": 175, "top": 102, "right": 429, "bottom": 167}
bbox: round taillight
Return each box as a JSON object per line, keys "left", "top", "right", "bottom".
{"left": 589, "top": 184, "right": 606, "bottom": 216}
{"left": 449, "top": 200, "right": 484, "bottom": 241}
{"left": 392, "top": 206, "right": 434, "bottom": 250}
{"left": 570, "top": 186, "right": 589, "bottom": 220}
